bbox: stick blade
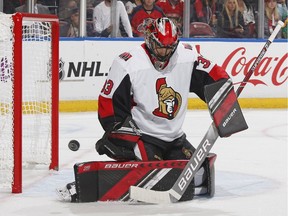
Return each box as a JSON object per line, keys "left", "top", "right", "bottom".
{"left": 129, "top": 186, "right": 179, "bottom": 204}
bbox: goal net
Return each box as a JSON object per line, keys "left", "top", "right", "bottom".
{"left": 0, "top": 13, "right": 59, "bottom": 193}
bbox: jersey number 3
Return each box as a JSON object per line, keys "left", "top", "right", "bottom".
{"left": 198, "top": 56, "right": 211, "bottom": 68}
{"left": 101, "top": 79, "right": 114, "bottom": 95}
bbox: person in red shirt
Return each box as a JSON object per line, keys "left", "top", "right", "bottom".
{"left": 191, "top": 0, "right": 217, "bottom": 24}
{"left": 155, "top": 0, "right": 184, "bottom": 33}
{"left": 130, "top": 0, "right": 165, "bottom": 37}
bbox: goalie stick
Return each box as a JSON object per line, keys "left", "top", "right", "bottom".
{"left": 129, "top": 20, "right": 285, "bottom": 204}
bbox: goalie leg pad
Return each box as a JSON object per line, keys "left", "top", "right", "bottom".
{"left": 73, "top": 160, "right": 194, "bottom": 202}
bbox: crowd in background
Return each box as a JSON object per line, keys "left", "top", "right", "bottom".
{"left": 1, "top": 0, "right": 288, "bottom": 39}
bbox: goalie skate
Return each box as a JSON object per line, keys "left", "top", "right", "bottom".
{"left": 195, "top": 153, "right": 216, "bottom": 197}
{"left": 56, "top": 182, "right": 77, "bottom": 202}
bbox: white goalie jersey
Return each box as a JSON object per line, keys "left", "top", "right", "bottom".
{"left": 98, "top": 42, "right": 229, "bottom": 142}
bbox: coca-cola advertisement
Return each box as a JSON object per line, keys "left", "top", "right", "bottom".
{"left": 197, "top": 42, "right": 287, "bottom": 98}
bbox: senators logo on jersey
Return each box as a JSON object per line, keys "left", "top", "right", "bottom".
{"left": 153, "top": 78, "right": 182, "bottom": 120}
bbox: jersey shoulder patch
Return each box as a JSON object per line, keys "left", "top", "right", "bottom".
{"left": 119, "top": 52, "right": 132, "bottom": 61}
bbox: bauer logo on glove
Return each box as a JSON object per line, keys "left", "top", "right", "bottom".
{"left": 204, "top": 79, "right": 248, "bottom": 137}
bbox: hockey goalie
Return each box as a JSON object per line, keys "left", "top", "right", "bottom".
{"left": 57, "top": 17, "right": 247, "bottom": 203}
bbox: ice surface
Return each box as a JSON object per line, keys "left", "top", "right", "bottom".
{"left": 0, "top": 109, "right": 287, "bottom": 216}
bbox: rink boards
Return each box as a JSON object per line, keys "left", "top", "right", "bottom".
{"left": 58, "top": 38, "right": 287, "bottom": 111}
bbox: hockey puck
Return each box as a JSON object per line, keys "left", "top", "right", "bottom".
{"left": 68, "top": 140, "right": 80, "bottom": 151}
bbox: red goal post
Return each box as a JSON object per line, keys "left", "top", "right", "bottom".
{"left": 0, "top": 13, "right": 59, "bottom": 193}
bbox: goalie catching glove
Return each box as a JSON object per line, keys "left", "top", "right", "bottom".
{"left": 96, "top": 116, "right": 142, "bottom": 161}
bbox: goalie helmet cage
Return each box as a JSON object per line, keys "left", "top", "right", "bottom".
{"left": 0, "top": 13, "right": 59, "bottom": 193}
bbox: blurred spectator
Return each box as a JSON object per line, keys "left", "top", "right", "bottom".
{"left": 60, "top": 7, "right": 79, "bottom": 37}
{"left": 11, "top": 0, "right": 23, "bottom": 8}
{"left": 93, "top": 0, "right": 133, "bottom": 37}
{"left": 15, "top": 0, "right": 51, "bottom": 14}
{"left": 191, "top": 0, "right": 217, "bottom": 24}
{"left": 264, "top": 0, "right": 282, "bottom": 38}
{"left": 124, "top": 0, "right": 142, "bottom": 15}
{"left": 93, "top": 0, "right": 104, "bottom": 7}
{"left": 130, "top": 0, "right": 165, "bottom": 37}
{"left": 156, "top": 0, "right": 184, "bottom": 34}
{"left": 277, "top": 0, "right": 288, "bottom": 38}
{"left": 87, "top": 0, "right": 96, "bottom": 8}
{"left": 58, "top": 0, "right": 78, "bottom": 20}
{"left": 58, "top": 0, "right": 78, "bottom": 37}
{"left": 237, "top": 0, "right": 256, "bottom": 37}
{"left": 277, "top": 0, "right": 288, "bottom": 16}
{"left": 87, "top": 9, "right": 94, "bottom": 22}
{"left": 67, "top": 0, "right": 78, "bottom": 8}
{"left": 3, "top": 0, "right": 16, "bottom": 14}
{"left": 38, "top": 0, "right": 58, "bottom": 14}
{"left": 217, "top": 0, "right": 247, "bottom": 37}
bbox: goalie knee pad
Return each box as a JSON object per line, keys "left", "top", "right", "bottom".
{"left": 194, "top": 153, "right": 217, "bottom": 197}
{"left": 96, "top": 138, "right": 136, "bottom": 161}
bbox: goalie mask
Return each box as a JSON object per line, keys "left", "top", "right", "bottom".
{"left": 144, "top": 17, "right": 179, "bottom": 70}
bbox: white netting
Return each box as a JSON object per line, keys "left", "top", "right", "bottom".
{"left": 0, "top": 13, "right": 14, "bottom": 189}
{"left": 0, "top": 13, "right": 53, "bottom": 190}
{"left": 22, "top": 21, "right": 52, "bottom": 165}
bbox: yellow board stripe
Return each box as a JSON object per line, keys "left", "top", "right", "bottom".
{"left": 59, "top": 98, "right": 288, "bottom": 112}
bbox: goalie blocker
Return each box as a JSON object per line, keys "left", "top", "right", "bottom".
{"left": 204, "top": 79, "right": 248, "bottom": 137}
{"left": 62, "top": 153, "right": 216, "bottom": 203}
